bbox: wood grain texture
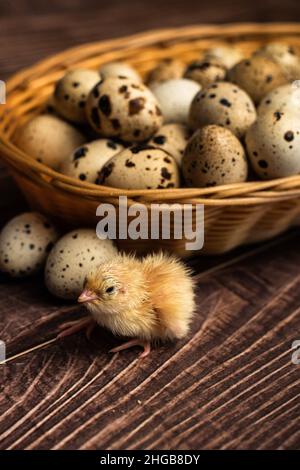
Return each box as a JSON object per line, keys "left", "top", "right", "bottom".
{"left": 1, "top": 0, "right": 300, "bottom": 451}
{"left": 0, "top": 233, "right": 300, "bottom": 450}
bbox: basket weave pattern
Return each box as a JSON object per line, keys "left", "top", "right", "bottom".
{"left": 1, "top": 23, "right": 300, "bottom": 255}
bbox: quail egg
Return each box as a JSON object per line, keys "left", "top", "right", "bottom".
{"left": 227, "top": 56, "right": 288, "bottom": 104}
{"left": 99, "top": 61, "right": 141, "bottom": 81}
{"left": 203, "top": 45, "right": 244, "bottom": 69}
{"left": 97, "top": 145, "right": 180, "bottom": 189}
{"left": 14, "top": 114, "right": 85, "bottom": 170}
{"left": 184, "top": 60, "right": 226, "bottom": 87}
{"left": 86, "top": 77, "right": 163, "bottom": 142}
{"left": 182, "top": 125, "right": 248, "bottom": 187}
{"left": 45, "top": 229, "right": 118, "bottom": 299}
{"left": 0, "top": 212, "right": 59, "bottom": 277}
{"left": 189, "top": 81, "right": 256, "bottom": 138}
{"left": 254, "top": 42, "right": 300, "bottom": 80}
{"left": 53, "top": 69, "right": 101, "bottom": 124}
{"left": 246, "top": 109, "right": 300, "bottom": 179}
{"left": 149, "top": 123, "right": 191, "bottom": 165}
{"left": 147, "top": 58, "right": 185, "bottom": 84}
{"left": 150, "top": 78, "right": 201, "bottom": 124}
{"left": 258, "top": 83, "right": 300, "bottom": 115}
{"left": 60, "top": 139, "right": 124, "bottom": 183}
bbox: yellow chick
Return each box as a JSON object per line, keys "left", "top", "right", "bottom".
{"left": 58, "top": 252, "right": 195, "bottom": 357}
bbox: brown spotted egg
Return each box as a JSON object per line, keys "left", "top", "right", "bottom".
{"left": 184, "top": 60, "right": 226, "bottom": 88}
{"left": 258, "top": 84, "right": 300, "bottom": 115}
{"left": 227, "top": 56, "right": 288, "bottom": 104}
{"left": 203, "top": 46, "right": 244, "bottom": 69}
{"left": 59, "top": 139, "right": 124, "bottom": 183}
{"left": 53, "top": 69, "right": 101, "bottom": 123}
{"left": 246, "top": 109, "right": 300, "bottom": 179}
{"left": 0, "top": 212, "right": 59, "bottom": 278}
{"left": 14, "top": 114, "right": 85, "bottom": 170}
{"left": 99, "top": 62, "right": 141, "bottom": 81}
{"left": 45, "top": 229, "right": 118, "bottom": 299}
{"left": 96, "top": 145, "right": 180, "bottom": 189}
{"left": 254, "top": 43, "right": 300, "bottom": 81}
{"left": 189, "top": 81, "right": 256, "bottom": 138}
{"left": 182, "top": 125, "right": 248, "bottom": 187}
{"left": 86, "top": 77, "right": 163, "bottom": 142}
{"left": 148, "top": 124, "right": 191, "bottom": 165}
{"left": 147, "top": 58, "right": 185, "bottom": 84}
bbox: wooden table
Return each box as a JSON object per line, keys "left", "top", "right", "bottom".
{"left": 0, "top": 0, "right": 300, "bottom": 451}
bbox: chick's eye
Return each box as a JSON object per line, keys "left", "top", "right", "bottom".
{"left": 105, "top": 286, "right": 115, "bottom": 294}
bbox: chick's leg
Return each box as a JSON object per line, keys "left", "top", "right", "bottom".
{"left": 110, "top": 339, "right": 151, "bottom": 357}
{"left": 57, "top": 317, "right": 96, "bottom": 339}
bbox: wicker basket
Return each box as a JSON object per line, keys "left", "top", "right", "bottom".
{"left": 1, "top": 23, "right": 300, "bottom": 256}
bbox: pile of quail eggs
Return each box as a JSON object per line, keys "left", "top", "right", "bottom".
{"left": 15, "top": 42, "right": 300, "bottom": 187}
{"left": 0, "top": 211, "right": 118, "bottom": 299}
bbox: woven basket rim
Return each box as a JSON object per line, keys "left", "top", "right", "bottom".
{"left": 2, "top": 22, "right": 300, "bottom": 205}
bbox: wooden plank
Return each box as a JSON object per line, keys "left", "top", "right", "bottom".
{"left": 0, "top": 232, "right": 299, "bottom": 450}
{"left": 1, "top": 0, "right": 300, "bottom": 452}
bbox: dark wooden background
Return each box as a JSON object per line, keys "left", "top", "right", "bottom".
{"left": 1, "top": 0, "right": 300, "bottom": 451}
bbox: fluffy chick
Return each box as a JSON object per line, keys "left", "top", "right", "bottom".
{"left": 58, "top": 252, "right": 195, "bottom": 357}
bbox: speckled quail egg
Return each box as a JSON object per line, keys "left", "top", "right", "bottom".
{"left": 59, "top": 139, "right": 124, "bottom": 183}
{"left": 189, "top": 81, "right": 256, "bottom": 138}
{"left": 227, "top": 56, "right": 288, "bottom": 104}
{"left": 150, "top": 78, "right": 201, "bottom": 124}
{"left": 182, "top": 125, "right": 247, "bottom": 187}
{"left": 86, "top": 77, "right": 163, "bottom": 142}
{"left": 203, "top": 45, "right": 244, "bottom": 69}
{"left": 99, "top": 61, "right": 141, "bottom": 81}
{"left": 184, "top": 60, "right": 226, "bottom": 87}
{"left": 258, "top": 83, "right": 300, "bottom": 115}
{"left": 245, "top": 109, "right": 300, "bottom": 179}
{"left": 254, "top": 43, "right": 300, "bottom": 81}
{"left": 53, "top": 69, "right": 101, "bottom": 124}
{"left": 0, "top": 212, "right": 59, "bottom": 278}
{"left": 14, "top": 114, "right": 85, "bottom": 170}
{"left": 45, "top": 229, "right": 118, "bottom": 299}
{"left": 97, "top": 145, "right": 180, "bottom": 189}
{"left": 147, "top": 58, "right": 185, "bottom": 84}
{"left": 148, "top": 124, "right": 191, "bottom": 165}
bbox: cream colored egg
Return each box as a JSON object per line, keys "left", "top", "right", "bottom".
{"left": 148, "top": 124, "right": 191, "bottom": 165}
{"left": 151, "top": 78, "right": 201, "bottom": 124}
{"left": 45, "top": 229, "right": 118, "bottom": 299}
{"left": 182, "top": 125, "right": 247, "bottom": 187}
{"left": 60, "top": 139, "right": 124, "bottom": 183}
{"left": 53, "top": 69, "right": 101, "bottom": 123}
{"left": 258, "top": 83, "right": 300, "bottom": 115}
{"left": 99, "top": 62, "right": 141, "bottom": 81}
{"left": 0, "top": 212, "right": 59, "bottom": 278}
{"left": 254, "top": 43, "right": 300, "bottom": 80}
{"left": 86, "top": 77, "right": 163, "bottom": 142}
{"left": 246, "top": 109, "right": 300, "bottom": 179}
{"left": 147, "top": 58, "right": 185, "bottom": 84}
{"left": 203, "top": 46, "right": 244, "bottom": 69}
{"left": 227, "top": 56, "right": 288, "bottom": 104}
{"left": 14, "top": 114, "right": 85, "bottom": 170}
{"left": 189, "top": 81, "right": 256, "bottom": 138}
{"left": 97, "top": 145, "right": 180, "bottom": 189}
{"left": 184, "top": 60, "right": 226, "bottom": 87}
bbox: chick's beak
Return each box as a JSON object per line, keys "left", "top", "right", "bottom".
{"left": 78, "top": 289, "right": 98, "bottom": 303}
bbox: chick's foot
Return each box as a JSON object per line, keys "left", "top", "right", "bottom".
{"left": 110, "top": 339, "right": 151, "bottom": 358}
{"left": 57, "top": 317, "right": 96, "bottom": 339}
